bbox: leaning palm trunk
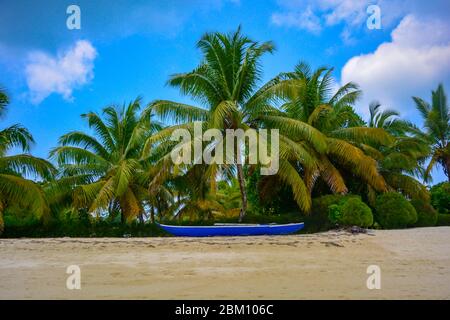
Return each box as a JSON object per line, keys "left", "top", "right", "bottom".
{"left": 236, "top": 163, "right": 247, "bottom": 222}
{"left": 445, "top": 157, "right": 450, "bottom": 182}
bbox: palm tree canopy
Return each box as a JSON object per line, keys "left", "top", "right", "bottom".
{"left": 413, "top": 84, "right": 450, "bottom": 181}
{"left": 148, "top": 28, "right": 319, "bottom": 214}
{"left": 0, "top": 88, "right": 56, "bottom": 232}
{"left": 51, "top": 98, "right": 163, "bottom": 222}
{"left": 264, "top": 62, "right": 390, "bottom": 198}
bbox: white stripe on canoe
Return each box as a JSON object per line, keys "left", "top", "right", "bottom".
{"left": 157, "top": 223, "right": 304, "bottom": 228}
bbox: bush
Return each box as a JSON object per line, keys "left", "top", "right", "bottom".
{"left": 437, "top": 214, "right": 450, "bottom": 226}
{"left": 311, "top": 194, "right": 364, "bottom": 231}
{"left": 375, "top": 192, "right": 418, "bottom": 229}
{"left": 327, "top": 204, "right": 342, "bottom": 224}
{"left": 411, "top": 199, "right": 438, "bottom": 227}
{"left": 1, "top": 216, "right": 169, "bottom": 238}
{"left": 311, "top": 194, "right": 348, "bottom": 232}
{"left": 340, "top": 198, "right": 374, "bottom": 227}
{"left": 430, "top": 182, "right": 450, "bottom": 214}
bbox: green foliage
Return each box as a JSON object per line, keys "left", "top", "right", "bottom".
{"left": 311, "top": 194, "right": 360, "bottom": 231}
{"left": 413, "top": 84, "right": 450, "bottom": 181}
{"left": 375, "top": 192, "right": 418, "bottom": 229}
{"left": 327, "top": 204, "right": 342, "bottom": 224}
{"left": 0, "top": 88, "right": 56, "bottom": 235}
{"left": 2, "top": 214, "right": 168, "bottom": 238}
{"left": 340, "top": 198, "right": 373, "bottom": 227}
{"left": 430, "top": 182, "right": 450, "bottom": 214}
{"left": 411, "top": 199, "right": 438, "bottom": 227}
{"left": 50, "top": 98, "right": 169, "bottom": 224}
{"left": 437, "top": 214, "right": 450, "bottom": 226}
{"left": 247, "top": 169, "right": 298, "bottom": 216}
{"left": 324, "top": 196, "right": 373, "bottom": 227}
{"left": 1, "top": 39, "right": 448, "bottom": 237}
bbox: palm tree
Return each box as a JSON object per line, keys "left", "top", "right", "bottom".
{"left": 367, "top": 101, "right": 430, "bottom": 201}
{"left": 146, "top": 27, "right": 321, "bottom": 221}
{"left": 50, "top": 98, "right": 166, "bottom": 223}
{"left": 368, "top": 101, "right": 415, "bottom": 135}
{"left": 0, "top": 88, "right": 55, "bottom": 234}
{"left": 413, "top": 84, "right": 450, "bottom": 181}
{"left": 266, "top": 62, "right": 391, "bottom": 197}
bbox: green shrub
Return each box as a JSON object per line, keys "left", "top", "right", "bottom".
{"left": 340, "top": 198, "right": 373, "bottom": 227}
{"left": 411, "top": 199, "right": 438, "bottom": 227}
{"left": 437, "top": 214, "right": 450, "bottom": 226}
{"left": 327, "top": 204, "right": 342, "bottom": 224}
{"left": 430, "top": 182, "right": 450, "bottom": 214}
{"left": 375, "top": 192, "right": 418, "bottom": 229}
{"left": 1, "top": 216, "right": 169, "bottom": 238}
{"left": 311, "top": 194, "right": 364, "bottom": 231}
{"left": 311, "top": 194, "right": 347, "bottom": 231}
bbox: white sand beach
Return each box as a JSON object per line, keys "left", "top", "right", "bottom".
{"left": 1, "top": 227, "right": 449, "bottom": 299}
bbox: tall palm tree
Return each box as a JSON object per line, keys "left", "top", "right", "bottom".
{"left": 50, "top": 98, "right": 165, "bottom": 223}
{"left": 413, "top": 84, "right": 450, "bottom": 181}
{"left": 367, "top": 101, "right": 430, "bottom": 201}
{"left": 147, "top": 28, "right": 321, "bottom": 220}
{"left": 0, "top": 88, "right": 55, "bottom": 234}
{"left": 266, "top": 62, "right": 391, "bottom": 197}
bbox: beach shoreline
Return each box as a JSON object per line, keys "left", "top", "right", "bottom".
{"left": 1, "top": 227, "right": 449, "bottom": 299}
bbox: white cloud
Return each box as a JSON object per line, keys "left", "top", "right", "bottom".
{"left": 271, "top": 0, "right": 450, "bottom": 39}
{"left": 320, "top": 0, "right": 369, "bottom": 27}
{"left": 271, "top": 0, "right": 377, "bottom": 33}
{"left": 341, "top": 15, "right": 450, "bottom": 118}
{"left": 25, "top": 40, "right": 97, "bottom": 104}
{"left": 271, "top": 5, "right": 322, "bottom": 33}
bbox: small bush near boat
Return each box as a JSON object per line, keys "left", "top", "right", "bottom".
{"left": 411, "top": 199, "right": 438, "bottom": 227}
{"left": 436, "top": 214, "right": 450, "bottom": 226}
{"left": 339, "top": 198, "right": 373, "bottom": 228}
{"left": 375, "top": 192, "right": 418, "bottom": 229}
{"left": 430, "top": 182, "right": 450, "bottom": 214}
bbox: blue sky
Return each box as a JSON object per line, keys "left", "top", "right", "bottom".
{"left": 1, "top": 0, "right": 449, "bottom": 183}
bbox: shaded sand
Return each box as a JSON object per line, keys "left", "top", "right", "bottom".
{"left": 1, "top": 227, "right": 449, "bottom": 299}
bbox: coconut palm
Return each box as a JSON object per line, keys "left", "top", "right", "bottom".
{"left": 368, "top": 101, "right": 416, "bottom": 135}
{"left": 266, "top": 62, "right": 391, "bottom": 197}
{"left": 50, "top": 98, "right": 166, "bottom": 223}
{"left": 146, "top": 28, "right": 322, "bottom": 220}
{"left": 366, "top": 101, "right": 430, "bottom": 201}
{"left": 413, "top": 84, "right": 450, "bottom": 182}
{"left": 0, "top": 88, "right": 55, "bottom": 234}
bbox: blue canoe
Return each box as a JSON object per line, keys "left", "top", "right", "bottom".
{"left": 157, "top": 222, "right": 304, "bottom": 237}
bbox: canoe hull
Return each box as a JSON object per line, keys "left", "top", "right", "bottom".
{"left": 157, "top": 223, "right": 304, "bottom": 237}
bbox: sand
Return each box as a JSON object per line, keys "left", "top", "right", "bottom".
{"left": 0, "top": 227, "right": 449, "bottom": 299}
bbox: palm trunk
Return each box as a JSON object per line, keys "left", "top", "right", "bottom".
{"left": 150, "top": 206, "right": 155, "bottom": 224}
{"left": 138, "top": 212, "right": 145, "bottom": 224}
{"left": 445, "top": 157, "right": 450, "bottom": 182}
{"left": 237, "top": 163, "right": 247, "bottom": 222}
{"left": 0, "top": 202, "right": 4, "bottom": 235}
{"left": 0, "top": 212, "right": 4, "bottom": 236}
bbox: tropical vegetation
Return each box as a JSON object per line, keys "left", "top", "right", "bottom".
{"left": 1, "top": 28, "right": 449, "bottom": 237}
